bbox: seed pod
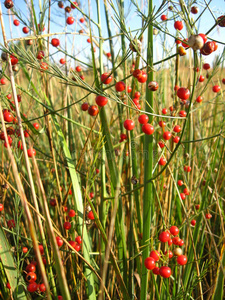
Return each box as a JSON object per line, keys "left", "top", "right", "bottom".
{"left": 12, "top": 65, "right": 19, "bottom": 72}
{"left": 148, "top": 81, "right": 159, "bottom": 91}
{"left": 153, "top": 28, "right": 158, "bottom": 35}
{"left": 178, "top": 46, "right": 186, "bottom": 56}
{"left": 129, "top": 39, "right": 142, "bottom": 52}
{"left": 188, "top": 35, "right": 204, "bottom": 50}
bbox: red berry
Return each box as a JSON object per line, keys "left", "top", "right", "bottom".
{"left": 195, "top": 204, "right": 200, "bottom": 210}
{"left": 133, "top": 69, "right": 142, "bottom": 78}
{"left": 37, "top": 51, "right": 45, "bottom": 60}
{"left": 158, "top": 157, "right": 166, "bottom": 166}
{"left": 3, "top": 111, "right": 13, "bottom": 122}
{"left": 152, "top": 267, "right": 160, "bottom": 275}
{"left": 101, "top": 73, "right": 112, "bottom": 84}
{"left": 203, "top": 63, "right": 210, "bottom": 70}
{"left": 33, "top": 123, "right": 39, "bottom": 130}
{"left": 179, "top": 110, "right": 187, "bottom": 118}
{"left": 63, "top": 221, "right": 71, "bottom": 230}
{"left": 75, "top": 236, "right": 82, "bottom": 244}
{"left": 50, "top": 199, "right": 56, "bottom": 207}
{"left": 173, "top": 125, "right": 181, "bottom": 133}
{"left": 177, "top": 255, "right": 187, "bottom": 265}
{"left": 212, "top": 85, "right": 220, "bottom": 93}
{"left": 183, "top": 188, "right": 190, "bottom": 195}
{"left": 56, "top": 236, "right": 63, "bottom": 247}
{"left": 22, "top": 27, "right": 29, "bottom": 34}
{"left": 90, "top": 192, "right": 94, "bottom": 199}
{"left": 148, "top": 81, "right": 159, "bottom": 91}
{"left": 106, "top": 52, "right": 111, "bottom": 58}
{"left": 124, "top": 119, "right": 135, "bottom": 131}
{"left": 138, "top": 114, "right": 149, "bottom": 124}
{"left": 150, "top": 250, "right": 160, "bottom": 261}
{"left": 27, "top": 282, "right": 38, "bottom": 293}
{"left": 164, "top": 250, "right": 173, "bottom": 259}
{"left": 198, "top": 75, "right": 205, "bottom": 82}
{"left": 191, "top": 219, "right": 196, "bottom": 226}
{"left": 40, "top": 62, "right": 48, "bottom": 71}
{"left": 161, "top": 14, "right": 167, "bottom": 21}
{"left": 205, "top": 213, "right": 212, "bottom": 219}
{"left": 170, "top": 226, "right": 179, "bottom": 236}
{"left": 174, "top": 21, "right": 183, "bottom": 30}
{"left": 26, "top": 264, "right": 36, "bottom": 273}
{"left": 68, "top": 209, "right": 76, "bottom": 217}
{"left": 158, "top": 141, "right": 165, "bottom": 148}
{"left": 222, "top": 78, "right": 225, "bottom": 84}
{"left": 159, "top": 231, "right": 170, "bottom": 243}
{"left": 81, "top": 102, "right": 89, "bottom": 111}
{"left": 163, "top": 131, "right": 172, "bottom": 141}
{"left": 1, "top": 78, "right": 7, "bottom": 85}
{"left": 159, "top": 120, "right": 166, "bottom": 128}
{"left": 184, "top": 165, "right": 191, "bottom": 172}
{"left": 172, "top": 236, "right": 180, "bottom": 245}
{"left": 6, "top": 282, "right": 11, "bottom": 289}
{"left": 115, "top": 81, "right": 125, "bottom": 92}
{"left": 71, "top": 1, "right": 78, "bottom": 9}
{"left": 144, "top": 257, "right": 156, "bottom": 270}
{"left": 127, "top": 86, "right": 132, "bottom": 93}
{"left": 51, "top": 38, "right": 60, "bottom": 47}
{"left": 142, "top": 124, "right": 154, "bottom": 135}
{"left": 88, "top": 105, "right": 99, "bottom": 116}
{"left": 87, "top": 211, "right": 95, "bottom": 220}
{"left": 0, "top": 203, "right": 4, "bottom": 211}
{"left": 177, "top": 87, "right": 190, "bottom": 100}
{"left": 7, "top": 219, "right": 15, "bottom": 229}
{"left": 27, "top": 148, "right": 36, "bottom": 158}
{"left": 162, "top": 108, "right": 167, "bottom": 115}
{"left": 159, "top": 266, "right": 171, "bottom": 278}
{"left": 180, "top": 193, "right": 185, "bottom": 200}
{"left": 134, "top": 91, "right": 141, "bottom": 98}
{"left": 39, "top": 283, "right": 46, "bottom": 292}
{"left": 196, "top": 96, "right": 203, "bottom": 103}
{"left": 179, "top": 239, "right": 184, "bottom": 247}
{"left": 191, "top": 6, "right": 198, "bottom": 14}
{"left": 96, "top": 95, "right": 108, "bottom": 107}
{"left": 137, "top": 72, "right": 147, "bottom": 83}
{"left": 80, "top": 17, "right": 85, "bottom": 23}
{"left": 168, "top": 238, "right": 173, "bottom": 246}
{"left": 66, "top": 17, "right": 74, "bottom": 25}
{"left": 60, "top": 58, "right": 66, "bottom": 64}
{"left": 26, "top": 272, "right": 37, "bottom": 283}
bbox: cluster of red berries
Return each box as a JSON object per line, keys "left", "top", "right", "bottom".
{"left": 25, "top": 261, "right": 46, "bottom": 293}
{"left": 144, "top": 226, "right": 187, "bottom": 278}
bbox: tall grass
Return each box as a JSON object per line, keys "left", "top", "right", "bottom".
{"left": 0, "top": 0, "right": 224, "bottom": 299}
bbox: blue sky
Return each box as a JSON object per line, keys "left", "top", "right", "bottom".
{"left": 1, "top": 0, "right": 224, "bottom": 68}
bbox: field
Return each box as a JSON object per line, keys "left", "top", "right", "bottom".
{"left": 0, "top": 0, "right": 225, "bottom": 300}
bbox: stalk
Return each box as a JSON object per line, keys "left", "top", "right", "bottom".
{"left": 140, "top": 0, "right": 153, "bottom": 299}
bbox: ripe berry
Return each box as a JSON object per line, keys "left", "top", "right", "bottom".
{"left": 158, "top": 157, "right": 166, "bottom": 166}
{"left": 63, "top": 221, "right": 71, "bottom": 230}
{"left": 137, "top": 72, "right": 147, "bottom": 83}
{"left": 87, "top": 211, "right": 95, "bottom": 220}
{"left": 90, "top": 192, "right": 94, "bottom": 199}
{"left": 173, "top": 125, "right": 181, "bottom": 133}
{"left": 0, "top": 203, "right": 4, "bottom": 211}
{"left": 27, "top": 148, "right": 36, "bottom": 158}
{"left": 177, "top": 255, "right": 187, "bottom": 265}
{"left": 205, "top": 213, "right": 212, "bottom": 219}
{"left": 39, "top": 283, "right": 46, "bottom": 292}
{"left": 196, "top": 96, "right": 203, "bottom": 103}
{"left": 144, "top": 257, "right": 156, "bottom": 270}
{"left": 27, "top": 282, "right": 38, "bottom": 293}
{"left": 170, "top": 226, "right": 179, "bottom": 236}
{"left": 148, "top": 81, "right": 159, "bottom": 91}
{"left": 81, "top": 102, "right": 89, "bottom": 111}
{"left": 4, "top": 0, "right": 14, "bottom": 9}
{"left": 142, "top": 124, "right": 154, "bottom": 135}
{"left": 96, "top": 95, "right": 108, "bottom": 107}
{"left": 115, "top": 81, "right": 125, "bottom": 92}
{"left": 159, "top": 266, "right": 171, "bottom": 278}
{"left": 68, "top": 209, "right": 76, "bottom": 217}
{"left": 161, "top": 14, "right": 167, "bottom": 21}
{"left": 195, "top": 204, "right": 200, "bottom": 210}
{"left": 203, "top": 63, "right": 210, "bottom": 70}
{"left": 51, "top": 38, "right": 60, "bottom": 47}
{"left": 80, "top": 17, "right": 85, "bottom": 23}
{"left": 177, "top": 180, "right": 184, "bottom": 186}
{"left": 66, "top": 17, "right": 74, "bottom": 25}
{"left": 173, "top": 137, "right": 180, "bottom": 144}
{"left": 133, "top": 69, "right": 142, "bottom": 78}
{"left": 37, "top": 51, "right": 45, "bottom": 60}
{"left": 6, "top": 282, "right": 11, "bottom": 289}
{"left": 26, "top": 272, "right": 37, "bottom": 283}
{"left": 101, "top": 73, "right": 112, "bottom": 84}
{"left": 212, "top": 85, "right": 220, "bottom": 93}
{"left": 179, "top": 239, "right": 184, "bottom": 246}
{"left": 162, "top": 108, "right": 167, "bottom": 115}
{"left": 152, "top": 267, "right": 160, "bottom": 275}
{"left": 106, "top": 52, "right": 111, "bottom": 58}
{"left": 150, "top": 250, "right": 160, "bottom": 261}
{"left": 40, "top": 62, "right": 48, "bottom": 71}
{"left": 191, "top": 219, "right": 196, "bottom": 226}
{"left": 33, "top": 123, "right": 39, "bottom": 130}
{"left": 177, "top": 87, "right": 190, "bottom": 100}
{"left": 88, "top": 105, "right": 99, "bottom": 116}
{"left": 60, "top": 58, "right": 66, "bottom": 64}
{"left": 22, "top": 27, "right": 29, "bottom": 34}
{"left": 75, "top": 236, "right": 82, "bottom": 244}
{"left": 127, "top": 86, "right": 132, "bottom": 93}
{"left": 56, "top": 236, "right": 63, "bottom": 247}
{"left": 191, "top": 6, "right": 198, "bottom": 14}
{"left": 198, "top": 75, "right": 205, "bottom": 82}
{"left": 1, "top": 78, "right": 7, "bottom": 85}
{"left": 179, "top": 110, "right": 187, "bottom": 118}
{"left": 184, "top": 165, "right": 191, "bottom": 172}
{"left": 180, "top": 193, "right": 185, "bottom": 200}
{"left": 138, "top": 114, "right": 149, "bottom": 124}
{"left": 158, "top": 141, "right": 165, "bottom": 148}
{"left": 4, "top": 111, "right": 13, "bottom": 122}
{"left": 163, "top": 131, "right": 172, "bottom": 141}
{"left": 71, "top": 1, "right": 78, "bottom": 9}
{"left": 159, "top": 231, "right": 170, "bottom": 243}
{"left": 183, "top": 188, "right": 190, "bottom": 195}
{"left": 159, "top": 120, "right": 166, "bottom": 128}
{"left": 26, "top": 264, "right": 36, "bottom": 273}
{"left": 174, "top": 21, "right": 183, "bottom": 30}
{"left": 164, "top": 250, "right": 173, "bottom": 259}
{"left": 124, "top": 119, "right": 135, "bottom": 131}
